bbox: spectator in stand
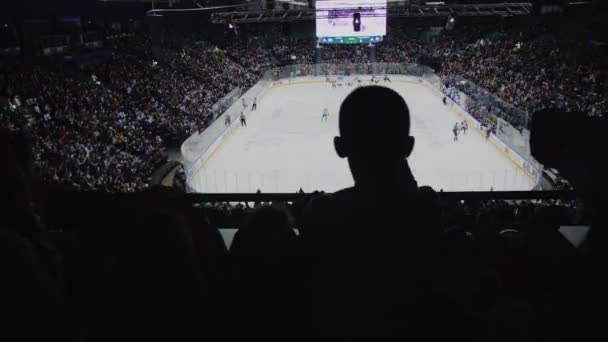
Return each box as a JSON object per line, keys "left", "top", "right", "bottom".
{"left": 229, "top": 205, "right": 304, "bottom": 336}
{"left": 0, "top": 128, "right": 77, "bottom": 342}
{"left": 113, "top": 210, "right": 208, "bottom": 340}
{"left": 0, "top": 229, "right": 78, "bottom": 342}
{"left": 529, "top": 109, "right": 606, "bottom": 340}
{"left": 301, "top": 86, "right": 441, "bottom": 336}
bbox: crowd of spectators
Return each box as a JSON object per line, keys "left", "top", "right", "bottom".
{"left": 1, "top": 83, "right": 597, "bottom": 339}
{"left": 2, "top": 19, "right": 606, "bottom": 192}
{"left": 0, "top": 181, "right": 590, "bottom": 339}
{"left": 201, "top": 195, "right": 579, "bottom": 234}
{"left": 0, "top": 37, "right": 267, "bottom": 192}
{"left": 233, "top": 20, "right": 606, "bottom": 120}
{"left": 0, "top": 62, "right": 165, "bottom": 192}
{"left": 437, "top": 26, "right": 608, "bottom": 117}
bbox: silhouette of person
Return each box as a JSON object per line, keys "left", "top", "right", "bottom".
{"left": 353, "top": 12, "right": 361, "bottom": 32}
{"left": 529, "top": 109, "right": 608, "bottom": 341}
{"left": 301, "top": 86, "right": 441, "bottom": 336}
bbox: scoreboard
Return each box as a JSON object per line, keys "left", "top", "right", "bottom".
{"left": 316, "top": 0, "right": 387, "bottom": 44}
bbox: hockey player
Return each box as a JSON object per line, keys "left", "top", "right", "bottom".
{"left": 453, "top": 122, "right": 459, "bottom": 141}
{"left": 241, "top": 98, "right": 247, "bottom": 111}
{"left": 460, "top": 120, "right": 468, "bottom": 134}
{"left": 240, "top": 112, "right": 247, "bottom": 127}
{"left": 322, "top": 107, "right": 329, "bottom": 122}
{"left": 251, "top": 97, "right": 257, "bottom": 111}
{"left": 383, "top": 74, "right": 391, "bottom": 83}
{"left": 443, "top": 96, "right": 448, "bottom": 105}
{"left": 224, "top": 114, "right": 231, "bottom": 127}
{"left": 331, "top": 80, "right": 337, "bottom": 89}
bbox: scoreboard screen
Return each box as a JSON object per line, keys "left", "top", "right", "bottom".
{"left": 316, "top": 0, "right": 387, "bottom": 44}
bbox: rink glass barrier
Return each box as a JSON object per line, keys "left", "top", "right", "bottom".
{"left": 181, "top": 86, "right": 244, "bottom": 171}
{"left": 265, "top": 63, "right": 435, "bottom": 81}
{"left": 186, "top": 167, "right": 536, "bottom": 193}
{"left": 181, "top": 63, "right": 543, "bottom": 193}
{"left": 182, "top": 79, "right": 272, "bottom": 192}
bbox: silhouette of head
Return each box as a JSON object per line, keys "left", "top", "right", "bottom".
{"left": 334, "top": 86, "right": 414, "bottom": 185}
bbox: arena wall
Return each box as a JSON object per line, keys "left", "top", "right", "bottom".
{"left": 182, "top": 73, "right": 543, "bottom": 192}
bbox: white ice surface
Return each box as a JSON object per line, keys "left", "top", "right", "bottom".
{"left": 190, "top": 81, "right": 535, "bottom": 193}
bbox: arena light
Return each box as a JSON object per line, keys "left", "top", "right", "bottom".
{"left": 445, "top": 15, "right": 455, "bottom": 30}
{"left": 146, "top": 4, "right": 244, "bottom": 16}
{"left": 276, "top": 0, "right": 308, "bottom": 7}
{"left": 227, "top": 20, "right": 238, "bottom": 37}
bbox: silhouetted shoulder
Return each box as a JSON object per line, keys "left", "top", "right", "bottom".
{"left": 300, "top": 187, "right": 355, "bottom": 223}
{"left": 306, "top": 187, "right": 356, "bottom": 209}
{"left": 301, "top": 186, "right": 440, "bottom": 243}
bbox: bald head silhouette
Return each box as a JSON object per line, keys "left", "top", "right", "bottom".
{"left": 303, "top": 87, "right": 432, "bottom": 337}
{"left": 334, "top": 86, "right": 415, "bottom": 188}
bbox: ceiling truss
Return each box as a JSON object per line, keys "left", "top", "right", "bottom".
{"left": 211, "top": 3, "right": 533, "bottom": 24}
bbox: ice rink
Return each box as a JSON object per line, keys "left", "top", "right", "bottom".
{"left": 190, "top": 79, "right": 535, "bottom": 193}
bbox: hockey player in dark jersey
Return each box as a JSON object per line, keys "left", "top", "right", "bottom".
{"left": 460, "top": 120, "right": 468, "bottom": 134}
{"left": 240, "top": 112, "right": 247, "bottom": 127}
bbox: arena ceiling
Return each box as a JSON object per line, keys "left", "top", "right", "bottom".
{"left": 98, "top": 0, "right": 182, "bottom": 3}
{"left": 0, "top": 1, "right": 601, "bottom": 20}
